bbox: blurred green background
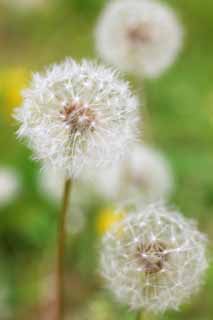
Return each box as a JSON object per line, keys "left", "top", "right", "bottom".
{"left": 0, "top": 0, "right": 213, "bottom": 319}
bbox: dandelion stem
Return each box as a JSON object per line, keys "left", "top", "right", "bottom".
{"left": 136, "top": 311, "right": 142, "bottom": 320}
{"left": 135, "top": 76, "right": 152, "bottom": 142}
{"left": 56, "top": 178, "right": 72, "bottom": 320}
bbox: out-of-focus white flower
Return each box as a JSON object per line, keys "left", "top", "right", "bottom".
{"left": 95, "top": 0, "right": 183, "bottom": 78}
{"left": 38, "top": 165, "right": 92, "bottom": 205}
{"left": 38, "top": 167, "right": 65, "bottom": 203}
{"left": 86, "top": 144, "right": 173, "bottom": 201}
{"left": 15, "top": 59, "right": 139, "bottom": 178}
{"left": 38, "top": 166, "right": 85, "bottom": 234}
{"left": 1, "top": 0, "right": 48, "bottom": 12}
{"left": 0, "top": 168, "right": 20, "bottom": 207}
{"left": 100, "top": 203, "right": 208, "bottom": 312}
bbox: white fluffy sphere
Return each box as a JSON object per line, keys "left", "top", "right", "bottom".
{"left": 86, "top": 144, "right": 173, "bottom": 201}
{"left": 96, "top": 0, "right": 183, "bottom": 78}
{"left": 15, "top": 59, "right": 139, "bottom": 178}
{"left": 0, "top": 168, "right": 20, "bottom": 207}
{"left": 100, "top": 204, "right": 208, "bottom": 312}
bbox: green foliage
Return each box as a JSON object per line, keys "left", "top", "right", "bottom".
{"left": 63, "top": 0, "right": 106, "bottom": 15}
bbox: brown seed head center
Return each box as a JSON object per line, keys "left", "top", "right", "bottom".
{"left": 60, "top": 101, "right": 96, "bottom": 133}
{"left": 136, "top": 241, "right": 168, "bottom": 274}
{"left": 127, "top": 23, "right": 153, "bottom": 45}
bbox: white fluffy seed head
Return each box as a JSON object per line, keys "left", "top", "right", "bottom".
{"left": 100, "top": 203, "right": 208, "bottom": 312}
{"left": 84, "top": 144, "right": 173, "bottom": 201}
{"left": 95, "top": 0, "right": 183, "bottom": 78}
{"left": 0, "top": 167, "right": 20, "bottom": 207}
{"left": 15, "top": 59, "right": 139, "bottom": 178}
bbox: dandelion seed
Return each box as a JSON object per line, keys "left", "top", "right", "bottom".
{"left": 95, "top": 0, "right": 183, "bottom": 78}
{"left": 100, "top": 203, "right": 208, "bottom": 312}
{"left": 15, "top": 59, "right": 139, "bottom": 178}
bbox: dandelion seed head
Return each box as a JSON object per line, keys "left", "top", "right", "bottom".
{"left": 86, "top": 144, "right": 173, "bottom": 201}
{"left": 0, "top": 168, "right": 20, "bottom": 207}
{"left": 95, "top": 0, "right": 183, "bottom": 78}
{"left": 100, "top": 204, "right": 208, "bottom": 312}
{"left": 15, "top": 59, "right": 139, "bottom": 178}
{"left": 127, "top": 144, "right": 173, "bottom": 200}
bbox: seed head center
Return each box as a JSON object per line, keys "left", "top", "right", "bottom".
{"left": 136, "top": 241, "right": 168, "bottom": 274}
{"left": 127, "top": 23, "right": 153, "bottom": 45}
{"left": 60, "top": 100, "right": 96, "bottom": 133}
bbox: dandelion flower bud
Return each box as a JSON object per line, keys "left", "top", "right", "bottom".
{"left": 15, "top": 59, "right": 138, "bottom": 178}
{"left": 100, "top": 204, "right": 208, "bottom": 312}
{"left": 95, "top": 0, "right": 183, "bottom": 78}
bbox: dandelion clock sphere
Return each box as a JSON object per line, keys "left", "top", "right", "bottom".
{"left": 15, "top": 59, "right": 138, "bottom": 178}
{"left": 96, "top": 0, "right": 183, "bottom": 78}
{"left": 100, "top": 204, "right": 208, "bottom": 312}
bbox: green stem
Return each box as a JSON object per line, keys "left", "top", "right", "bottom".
{"left": 56, "top": 178, "right": 72, "bottom": 320}
{"left": 135, "top": 76, "right": 153, "bottom": 143}
{"left": 136, "top": 311, "right": 142, "bottom": 320}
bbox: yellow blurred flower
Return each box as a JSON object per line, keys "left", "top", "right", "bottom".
{"left": 0, "top": 67, "right": 29, "bottom": 118}
{"left": 96, "top": 208, "right": 124, "bottom": 235}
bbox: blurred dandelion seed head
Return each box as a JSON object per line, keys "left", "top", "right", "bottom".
{"left": 95, "top": 0, "right": 183, "bottom": 78}
{"left": 86, "top": 144, "right": 173, "bottom": 201}
{"left": 38, "top": 166, "right": 65, "bottom": 202}
{"left": 15, "top": 59, "right": 139, "bottom": 178}
{"left": 0, "top": 167, "right": 20, "bottom": 207}
{"left": 126, "top": 144, "right": 173, "bottom": 200}
{"left": 100, "top": 203, "right": 208, "bottom": 312}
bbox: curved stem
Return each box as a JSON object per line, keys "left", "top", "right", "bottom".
{"left": 56, "top": 178, "right": 72, "bottom": 320}
{"left": 136, "top": 311, "right": 141, "bottom": 320}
